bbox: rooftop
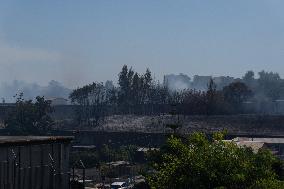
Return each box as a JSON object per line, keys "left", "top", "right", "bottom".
{"left": 111, "top": 182, "right": 126, "bottom": 185}
{"left": 0, "top": 136, "right": 73, "bottom": 146}
{"left": 234, "top": 137, "right": 284, "bottom": 144}
{"left": 236, "top": 141, "right": 265, "bottom": 153}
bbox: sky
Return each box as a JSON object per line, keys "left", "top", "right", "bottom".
{"left": 0, "top": 0, "right": 284, "bottom": 88}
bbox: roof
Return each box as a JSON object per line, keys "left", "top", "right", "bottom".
{"left": 253, "top": 138, "right": 284, "bottom": 144}
{"left": 72, "top": 145, "right": 96, "bottom": 149}
{"left": 46, "top": 97, "right": 68, "bottom": 101}
{"left": 233, "top": 137, "right": 284, "bottom": 144}
{"left": 137, "top": 147, "right": 159, "bottom": 152}
{"left": 106, "top": 161, "right": 130, "bottom": 167}
{"left": 0, "top": 136, "right": 73, "bottom": 146}
{"left": 223, "top": 139, "right": 265, "bottom": 153}
{"left": 226, "top": 137, "right": 284, "bottom": 153}
{"left": 111, "top": 182, "right": 126, "bottom": 185}
{"left": 236, "top": 141, "right": 265, "bottom": 153}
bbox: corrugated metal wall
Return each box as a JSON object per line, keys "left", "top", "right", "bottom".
{"left": 0, "top": 142, "right": 70, "bottom": 189}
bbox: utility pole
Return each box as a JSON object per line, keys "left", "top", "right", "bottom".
{"left": 108, "top": 139, "right": 112, "bottom": 186}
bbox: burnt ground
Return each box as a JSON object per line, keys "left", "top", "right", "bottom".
{"left": 57, "top": 114, "right": 284, "bottom": 135}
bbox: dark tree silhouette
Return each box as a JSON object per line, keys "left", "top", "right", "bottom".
{"left": 5, "top": 93, "right": 54, "bottom": 135}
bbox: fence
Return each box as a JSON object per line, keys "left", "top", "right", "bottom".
{"left": 0, "top": 143, "right": 70, "bottom": 189}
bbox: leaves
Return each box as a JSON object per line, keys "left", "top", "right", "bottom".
{"left": 147, "top": 132, "right": 282, "bottom": 189}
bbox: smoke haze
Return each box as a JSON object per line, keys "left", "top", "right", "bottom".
{"left": 0, "top": 80, "right": 72, "bottom": 102}
{"left": 1, "top": 1, "right": 284, "bottom": 88}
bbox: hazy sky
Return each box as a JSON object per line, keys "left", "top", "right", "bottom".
{"left": 0, "top": 0, "right": 284, "bottom": 88}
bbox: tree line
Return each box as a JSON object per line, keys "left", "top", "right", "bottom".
{"left": 4, "top": 66, "right": 284, "bottom": 132}
{"left": 69, "top": 65, "right": 255, "bottom": 127}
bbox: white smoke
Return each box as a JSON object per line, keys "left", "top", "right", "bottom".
{"left": 0, "top": 80, "right": 72, "bottom": 102}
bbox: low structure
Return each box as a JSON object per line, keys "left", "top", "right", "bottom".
{"left": 227, "top": 137, "right": 284, "bottom": 159}
{"left": 0, "top": 136, "right": 73, "bottom": 189}
{"left": 46, "top": 97, "right": 69, "bottom": 106}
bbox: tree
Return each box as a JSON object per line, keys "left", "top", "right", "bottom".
{"left": 243, "top": 71, "right": 256, "bottom": 90}
{"left": 5, "top": 94, "right": 54, "bottom": 135}
{"left": 132, "top": 72, "right": 141, "bottom": 105}
{"left": 118, "top": 65, "right": 129, "bottom": 106}
{"left": 118, "top": 65, "right": 135, "bottom": 112}
{"left": 147, "top": 132, "right": 284, "bottom": 189}
{"left": 206, "top": 79, "right": 218, "bottom": 115}
{"left": 243, "top": 71, "right": 255, "bottom": 83}
{"left": 69, "top": 82, "right": 108, "bottom": 126}
{"left": 258, "top": 71, "right": 281, "bottom": 100}
{"left": 223, "top": 82, "right": 252, "bottom": 113}
{"left": 143, "top": 68, "right": 153, "bottom": 103}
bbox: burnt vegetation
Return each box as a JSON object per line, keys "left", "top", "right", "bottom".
{"left": 4, "top": 66, "right": 284, "bottom": 133}
{"left": 69, "top": 66, "right": 284, "bottom": 127}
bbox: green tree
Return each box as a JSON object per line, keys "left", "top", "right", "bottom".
{"left": 147, "top": 132, "right": 283, "bottom": 189}
{"left": 5, "top": 94, "right": 54, "bottom": 135}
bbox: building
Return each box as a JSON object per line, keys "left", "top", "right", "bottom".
{"left": 192, "top": 75, "right": 212, "bottom": 91}
{"left": 213, "top": 76, "right": 234, "bottom": 89}
{"left": 46, "top": 97, "right": 69, "bottom": 106}
{"left": 227, "top": 137, "right": 284, "bottom": 159}
{"left": 163, "top": 73, "right": 191, "bottom": 91}
{"left": 0, "top": 136, "right": 73, "bottom": 189}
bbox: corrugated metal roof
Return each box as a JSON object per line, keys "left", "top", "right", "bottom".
{"left": 0, "top": 136, "right": 73, "bottom": 146}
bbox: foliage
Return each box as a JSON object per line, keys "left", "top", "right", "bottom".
{"left": 69, "top": 65, "right": 159, "bottom": 127}
{"left": 68, "top": 66, "right": 284, "bottom": 121}
{"left": 206, "top": 79, "right": 217, "bottom": 115}
{"left": 4, "top": 93, "right": 53, "bottom": 135}
{"left": 242, "top": 70, "right": 284, "bottom": 101}
{"left": 69, "top": 65, "right": 284, "bottom": 124}
{"left": 258, "top": 71, "right": 283, "bottom": 100}
{"left": 69, "top": 82, "right": 109, "bottom": 126}
{"left": 223, "top": 82, "right": 252, "bottom": 105}
{"left": 249, "top": 179, "right": 284, "bottom": 189}
{"left": 118, "top": 65, "right": 153, "bottom": 110}
{"left": 147, "top": 132, "right": 283, "bottom": 189}
{"left": 133, "top": 182, "right": 151, "bottom": 189}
